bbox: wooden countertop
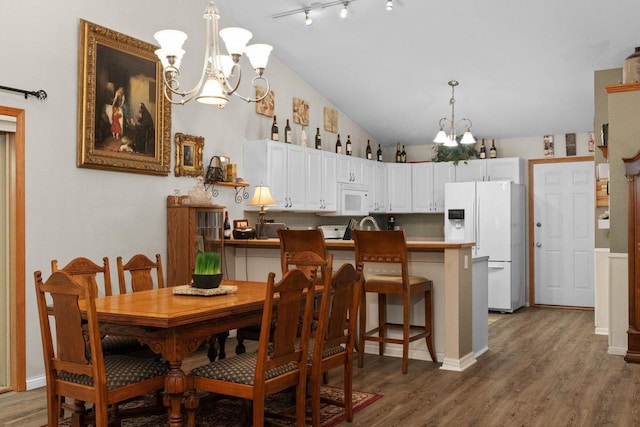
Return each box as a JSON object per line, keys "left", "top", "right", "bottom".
{"left": 225, "top": 237, "right": 474, "bottom": 251}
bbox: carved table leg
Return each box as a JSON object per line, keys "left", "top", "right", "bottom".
{"left": 163, "top": 361, "right": 188, "bottom": 427}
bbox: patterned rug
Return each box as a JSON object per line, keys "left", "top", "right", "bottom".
{"left": 53, "top": 385, "right": 382, "bottom": 427}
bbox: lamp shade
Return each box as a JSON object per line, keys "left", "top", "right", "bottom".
{"left": 433, "top": 130, "right": 448, "bottom": 144}
{"left": 248, "top": 185, "right": 277, "bottom": 207}
{"left": 244, "top": 44, "right": 273, "bottom": 70}
{"left": 196, "top": 77, "right": 228, "bottom": 106}
{"left": 460, "top": 131, "right": 476, "bottom": 145}
{"left": 154, "top": 30, "right": 188, "bottom": 57}
{"left": 219, "top": 27, "right": 252, "bottom": 56}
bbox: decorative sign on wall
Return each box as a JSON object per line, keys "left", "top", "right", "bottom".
{"left": 323, "top": 107, "right": 338, "bottom": 133}
{"left": 565, "top": 133, "right": 576, "bottom": 156}
{"left": 293, "top": 97, "right": 309, "bottom": 126}
{"left": 255, "top": 87, "right": 275, "bottom": 117}
{"left": 543, "top": 135, "right": 554, "bottom": 157}
{"left": 588, "top": 131, "right": 595, "bottom": 152}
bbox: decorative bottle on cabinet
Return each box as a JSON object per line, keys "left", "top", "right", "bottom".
{"left": 377, "top": 144, "right": 383, "bottom": 162}
{"left": 346, "top": 135, "right": 352, "bottom": 155}
{"left": 284, "top": 119, "right": 292, "bottom": 143}
{"left": 366, "top": 140, "right": 372, "bottom": 160}
{"left": 401, "top": 145, "right": 407, "bottom": 163}
{"left": 223, "top": 211, "right": 231, "bottom": 239}
{"left": 167, "top": 198, "right": 224, "bottom": 286}
{"left": 479, "top": 139, "right": 486, "bottom": 159}
{"left": 315, "top": 128, "right": 322, "bottom": 150}
{"left": 271, "top": 116, "right": 279, "bottom": 141}
{"left": 335, "top": 134, "right": 342, "bottom": 154}
{"left": 395, "top": 143, "right": 402, "bottom": 163}
{"left": 489, "top": 139, "right": 497, "bottom": 158}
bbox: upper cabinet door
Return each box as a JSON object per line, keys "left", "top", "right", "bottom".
{"left": 305, "top": 149, "right": 323, "bottom": 211}
{"left": 321, "top": 152, "right": 338, "bottom": 212}
{"left": 455, "top": 159, "right": 487, "bottom": 182}
{"left": 486, "top": 157, "right": 524, "bottom": 184}
{"left": 387, "top": 163, "right": 412, "bottom": 213}
{"left": 432, "top": 162, "right": 455, "bottom": 212}
{"left": 286, "top": 145, "right": 307, "bottom": 210}
{"left": 337, "top": 156, "right": 364, "bottom": 184}
{"left": 411, "top": 162, "right": 434, "bottom": 213}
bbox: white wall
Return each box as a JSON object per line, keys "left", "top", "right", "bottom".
{"left": 0, "top": 0, "right": 376, "bottom": 384}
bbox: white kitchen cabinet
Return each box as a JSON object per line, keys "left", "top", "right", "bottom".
{"left": 455, "top": 157, "right": 523, "bottom": 184}
{"left": 387, "top": 163, "right": 412, "bottom": 213}
{"left": 243, "top": 140, "right": 307, "bottom": 211}
{"left": 455, "top": 159, "right": 487, "bottom": 182}
{"left": 365, "top": 160, "right": 387, "bottom": 213}
{"left": 412, "top": 162, "right": 455, "bottom": 213}
{"left": 306, "top": 149, "right": 337, "bottom": 212}
{"left": 485, "top": 157, "right": 524, "bottom": 184}
{"left": 337, "top": 155, "right": 365, "bottom": 184}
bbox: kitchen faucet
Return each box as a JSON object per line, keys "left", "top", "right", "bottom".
{"left": 359, "top": 216, "right": 380, "bottom": 231}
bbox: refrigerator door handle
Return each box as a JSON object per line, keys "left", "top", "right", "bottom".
{"left": 488, "top": 264, "right": 506, "bottom": 269}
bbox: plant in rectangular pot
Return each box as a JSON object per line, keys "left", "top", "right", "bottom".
{"left": 192, "top": 251, "right": 222, "bottom": 289}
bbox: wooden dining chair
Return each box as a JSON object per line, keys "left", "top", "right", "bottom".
{"left": 353, "top": 229, "right": 437, "bottom": 374}
{"left": 307, "top": 261, "right": 363, "bottom": 427}
{"left": 235, "top": 228, "right": 329, "bottom": 355}
{"left": 116, "top": 253, "right": 164, "bottom": 294}
{"left": 34, "top": 270, "right": 168, "bottom": 427}
{"left": 52, "top": 256, "right": 145, "bottom": 356}
{"left": 187, "top": 268, "right": 317, "bottom": 427}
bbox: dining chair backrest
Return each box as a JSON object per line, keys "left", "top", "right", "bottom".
{"left": 51, "top": 256, "right": 113, "bottom": 297}
{"left": 352, "top": 229, "right": 409, "bottom": 288}
{"left": 116, "top": 253, "right": 165, "bottom": 294}
{"left": 278, "top": 228, "right": 328, "bottom": 277}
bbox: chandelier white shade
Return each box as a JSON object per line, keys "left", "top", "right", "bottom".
{"left": 433, "top": 80, "right": 476, "bottom": 146}
{"left": 154, "top": 1, "right": 272, "bottom": 107}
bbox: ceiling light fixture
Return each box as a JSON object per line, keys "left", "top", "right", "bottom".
{"left": 154, "top": 0, "right": 272, "bottom": 108}
{"left": 340, "top": 2, "right": 349, "bottom": 19}
{"left": 386, "top": 0, "right": 393, "bottom": 11}
{"left": 433, "top": 80, "right": 476, "bottom": 147}
{"left": 273, "top": 0, "right": 357, "bottom": 23}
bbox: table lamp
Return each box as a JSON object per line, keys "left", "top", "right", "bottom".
{"left": 247, "top": 185, "right": 277, "bottom": 239}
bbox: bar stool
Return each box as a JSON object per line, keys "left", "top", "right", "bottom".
{"left": 353, "top": 229, "right": 437, "bottom": 374}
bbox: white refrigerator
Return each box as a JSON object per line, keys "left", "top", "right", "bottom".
{"left": 444, "top": 181, "right": 526, "bottom": 312}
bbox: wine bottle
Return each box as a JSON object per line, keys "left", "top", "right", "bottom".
{"left": 223, "top": 211, "right": 231, "bottom": 239}
{"left": 346, "top": 135, "right": 352, "bottom": 156}
{"left": 271, "top": 115, "right": 279, "bottom": 141}
{"left": 284, "top": 119, "right": 291, "bottom": 143}
{"left": 366, "top": 140, "right": 372, "bottom": 160}
{"left": 315, "top": 128, "right": 322, "bottom": 150}
{"left": 489, "top": 139, "right": 497, "bottom": 158}
{"left": 479, "top": 139, "right": 486, "bottom": 159}
{"left": 401, "top": 145, "right": 407, "bottom": 163}
{"left": 377, "top": 144, "right": 383, "bottom": 162}
{"left": 395, "top": 143, "right": 401, "bottom": 163}
{"left": 335, "top": 134, "right": 342, "bottom": 154}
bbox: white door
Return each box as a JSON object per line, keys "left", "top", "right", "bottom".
{"left": 533, "top": 161, "right": 594, "bottom": 307}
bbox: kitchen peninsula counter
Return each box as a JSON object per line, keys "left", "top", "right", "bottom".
{"left": 225, "top": 237, "right": 481, "bottom": 372}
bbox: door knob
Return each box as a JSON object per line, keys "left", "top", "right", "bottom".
{"left": 536, "top": 242, "right": 542, "bottom": 248}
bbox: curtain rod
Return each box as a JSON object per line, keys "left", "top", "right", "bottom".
{"left": 0, "top": 85, "right": 47, "bottom": 101}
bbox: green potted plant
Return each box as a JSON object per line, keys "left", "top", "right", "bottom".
{"left": 192, "top": 251, "right": 222, "bottom": 289}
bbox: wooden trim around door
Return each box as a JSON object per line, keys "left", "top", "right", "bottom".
{"left": 0, "top": 106, "right": 26, "bottom": 391}
{"left": 528, "top": 156, "right": 593, "bottom": 308}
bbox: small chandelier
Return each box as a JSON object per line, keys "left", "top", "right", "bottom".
{"left": 433, "top": 80, "right": 476, "bottom": 147}
{"left": 154, "top": 1, "right": 273, "bottom": 108}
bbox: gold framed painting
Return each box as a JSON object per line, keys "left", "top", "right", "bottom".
{"left": 174, "top": 133, "right": 204, "bottom": 177}
{"left": 77, "top": 19, "right": 171, "bottom": 176}
{"left": 323, "top": 107, "right": 338, "bottom": 133}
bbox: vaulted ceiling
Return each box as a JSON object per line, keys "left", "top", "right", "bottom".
{"left": 216, "top": 0, "right": 640, "bottom": 146}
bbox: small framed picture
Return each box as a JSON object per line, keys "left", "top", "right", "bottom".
{"left": 323, "top": 107, "right": 338, "bottom": 133}
{"left": 543, "top": 135, "right": 554, "bottom": 157}
{"left": 293, "top": 97, "right": 309, "bottom": 126}
{"left": 174, "top": 133, "right": 204, "bottom": 177}
{"left": 565, "top": 133, "right": 576, "bottom": 156}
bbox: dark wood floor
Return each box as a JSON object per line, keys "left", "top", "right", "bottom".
{"left": 2, "top": 307, "right": 639, "bottom": 426}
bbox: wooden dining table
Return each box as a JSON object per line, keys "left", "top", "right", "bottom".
{"left": 92, "top": 280, "right": 273, "bottom": 427}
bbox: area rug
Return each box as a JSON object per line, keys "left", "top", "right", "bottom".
{"left": 53, "top": 385, "right": 382, "bottom": 427}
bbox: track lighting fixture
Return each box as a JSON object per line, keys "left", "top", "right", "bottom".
{"left": 386, "top": 0, "right": 393, "bottom": 11}
{"left": 340, "top": 2, "right": 349, "bottom": 19}
{"left": 305, "top": 10, "right": 313, "bottom": 26}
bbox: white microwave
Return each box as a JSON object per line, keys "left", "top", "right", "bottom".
{"left": 336, "top": 184, "right": 369, "bottom": 216}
